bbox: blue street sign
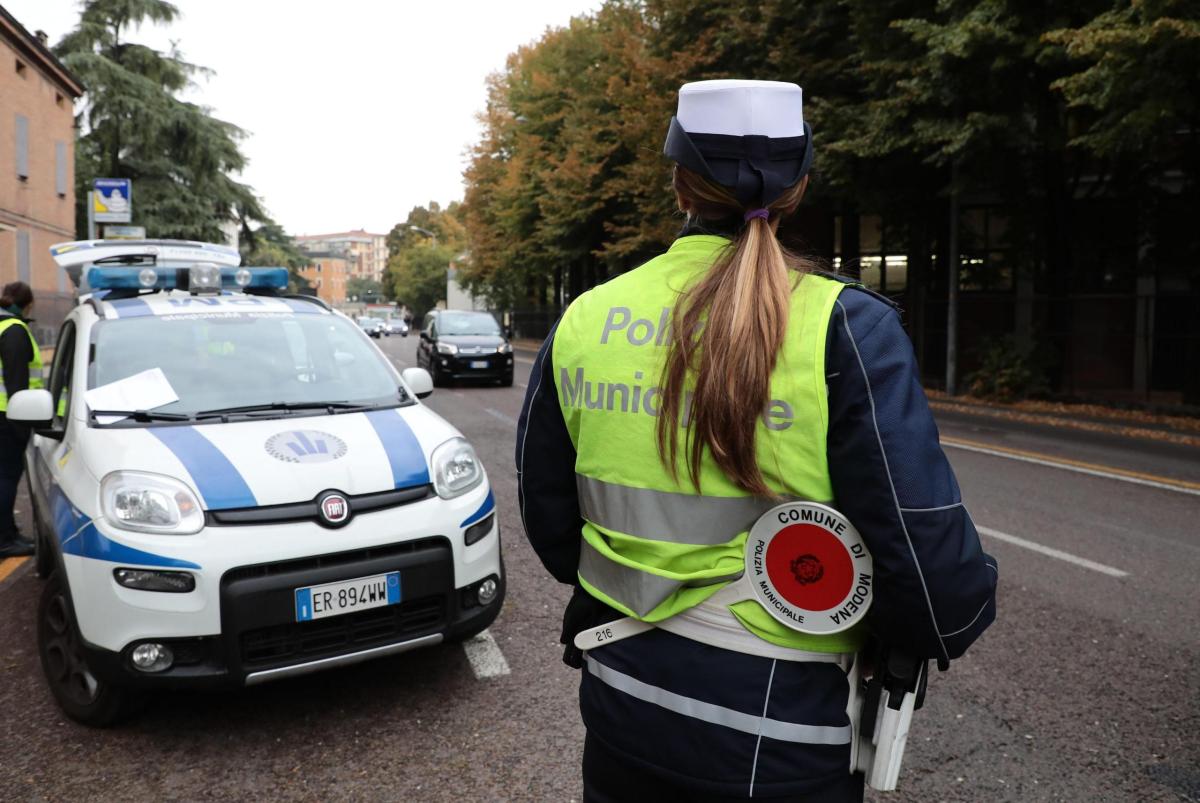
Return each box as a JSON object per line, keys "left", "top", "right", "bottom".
{"left": 93, "top": 178, "right": 132, "bottom": 223}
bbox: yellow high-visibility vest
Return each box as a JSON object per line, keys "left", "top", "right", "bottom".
{"left": 0, "top": 317, "right": 44, "bottom": 411}
{"left": 553, "top": 235, "right": 865, "bottom": 653}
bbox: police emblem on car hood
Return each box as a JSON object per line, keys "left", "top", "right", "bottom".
{"left": 265, "top": 430, "right": 348, "bottom": 463}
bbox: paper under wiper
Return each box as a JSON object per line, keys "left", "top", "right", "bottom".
{"left": 85, "top": 368, "right": 180, "bottom": 424}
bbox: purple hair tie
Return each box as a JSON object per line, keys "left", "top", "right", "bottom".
{"left": 743, "top": 208, "right": 770, "bottom": 223}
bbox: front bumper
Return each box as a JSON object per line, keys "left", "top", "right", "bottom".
{"left": 66, "top": 484, "right": 503, "bottom": 689}
{"left": 435, "top": 351, "right": 514, "bottom": 379}
{"left": 79, "top": 542, "right": 504, "bottom": 689}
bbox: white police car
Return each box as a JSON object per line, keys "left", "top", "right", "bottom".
{"left": 6, "top": 240, "right": 503, "bottom": 726}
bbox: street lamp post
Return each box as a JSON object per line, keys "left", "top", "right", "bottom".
{"left": 408, "top": 225, "right": 437, "bottom": 247}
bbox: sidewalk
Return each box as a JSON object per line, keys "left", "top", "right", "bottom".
{"left": 926, "top": 391, "right": 1200, "bottom": 449}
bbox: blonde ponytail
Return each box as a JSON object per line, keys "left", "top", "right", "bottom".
{"left": 656, "top": 167, "right": 810, "bottom": 496}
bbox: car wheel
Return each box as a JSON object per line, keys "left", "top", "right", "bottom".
{"left": 431, "top": 361, "right": 447, "bottom": 388}
{"left": 500, "top": 372, "right": 513, "bottom": 388}
{"left": 38, "top": 571, "right": 139, "bottom": 727}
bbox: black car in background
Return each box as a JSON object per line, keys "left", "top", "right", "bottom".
{"left": 416, "top": 310, "right": 514, "bottom": 387}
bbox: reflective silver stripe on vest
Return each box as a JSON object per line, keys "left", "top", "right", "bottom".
{"left": 579, "top": 539, "right": 739, "bottom": 617}
{"left": 578, "top": 474, "right": 793, "bottom": 545}
{"left": 584, "top": 654, "right": 852, "bottom": 745}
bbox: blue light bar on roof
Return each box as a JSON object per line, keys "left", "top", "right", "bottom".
{"left": 87, "top": 266, "right": 176, "bottom": 290}
{"left": 86, "top": 266, "right": 289, "bottom": 292}
{"left": 221, "top": 267, "right": 288, "bottom": 290}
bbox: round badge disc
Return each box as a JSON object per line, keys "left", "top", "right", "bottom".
{"left": 744, "top": 501, "right": 873, "bottom": 635}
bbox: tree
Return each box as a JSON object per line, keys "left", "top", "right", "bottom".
{"left": 347, "top": 277, "right": 384, "bottom": 303}
{"left": 390, "top": 245, "right": 457, "bottom": 319}
{"left": 385, "top": 203, "right": 467, "bottom": 316}
{"left": 239, "top": 222, "right": 313, "bottom": 293}
{"left": 54, "top": 0, "right": 267, "bottom": 241}
{"left": 462, "top": 2, "right": 701, "bottom": 313}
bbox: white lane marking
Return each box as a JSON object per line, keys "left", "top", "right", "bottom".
{"left": 517, "top": 382, "right": 527, "bottom": 389}
{"left": 977, "top": 526, "right": 1129, "bottom": 578}
{"left": 942, "top": 440, "right": 1200, "bottom": 498}
{"left": 485, "top": 408, "right": 518, "bottom": 426}
{"left": 462, "top": 629, "right": 510, "bottom": 679}
{"left": 515, "top": 356, "right": 536, "bottom": 365}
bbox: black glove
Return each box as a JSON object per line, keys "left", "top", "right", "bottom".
{"left": 559, "top": 585, "right": 621, "bottom": 669}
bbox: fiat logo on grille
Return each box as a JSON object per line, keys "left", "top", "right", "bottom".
{"left": 318, "top": 492, "right": 351, "bottom": 528}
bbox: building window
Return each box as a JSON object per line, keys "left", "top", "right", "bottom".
{"left": 833, "top": 214, "right": 908, "bottom": 295}
{"left": 55, "top": 92, "right": 65, "bottom": 108}
{"left": 959, "top": 208, "right": 1013, "bottom": 292}
{"left": 55, "top": 141, "right": 67, "bottom": 197}
{"left": 17, "top": 230, "right": 32, "bottom": 283}
{"left": 15, "top": 114, "right": 29, "bottom": 180}
{"left": 15, "top": 59, "right": 27, "bottom": 78}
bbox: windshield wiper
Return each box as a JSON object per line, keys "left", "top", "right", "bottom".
{"left": 91, "top": 409, "right": 192, "bottom": 423}
{"left": 193, "top": 401, "right": 371, "bottom": 420}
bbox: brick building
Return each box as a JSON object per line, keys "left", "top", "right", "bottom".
{"left": 298, "top": 252, "right": 349, "bottom": 306}
{"left": 0, "top": 6, "right": 84, "bottom": 343}
{"left": 295, "top": 230, "right": 387, "bottom": 284}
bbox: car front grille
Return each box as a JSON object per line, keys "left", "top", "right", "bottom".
{"left": 239, "top": 596, "right": 446, "bottom": 668}
{"left": 222, "top": 538, "right": 446, "bottom": 583}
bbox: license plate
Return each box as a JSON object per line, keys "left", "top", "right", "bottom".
{"left": 294, "top": 571, "right": 401, "bottom": 622}
{"left": 470, "top": 360, "right": 488, "bottom": 369}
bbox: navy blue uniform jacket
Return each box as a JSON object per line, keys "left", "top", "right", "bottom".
{"left": 515, "top": 253, "right": 998, "bottom": 796}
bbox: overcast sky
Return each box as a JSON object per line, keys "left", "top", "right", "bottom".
{"left": 7, "top": 0, "right": 600, "bottom": 236}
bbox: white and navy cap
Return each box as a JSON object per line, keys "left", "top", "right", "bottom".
{"left": 664, "top": 79, "right": 814, "bottom": 208}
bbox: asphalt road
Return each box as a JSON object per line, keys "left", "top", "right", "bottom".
{"left": 1, "top": 334, "right": 1197, "bottom": 802}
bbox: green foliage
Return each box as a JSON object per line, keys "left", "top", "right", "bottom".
{"left": 966, "top": 336, "right": 1050, "bottom": 402}
{"left": 390, "top": 245, "right": 458, "bottom": 320}
{"left": 462, "top": 0, "right": 1195, "bottom": 313}
{"left": 1046, "top": 1, "right": 1200, "bottom": 176}
{"left": 462, "top": 2, "right": 701, "bottom": 309}
{"left": 385, "top": 202, "right": 467, "bottom": 316}
{"left": 55, "top": 0, "right": 268, "bottom": 241}
{"left": 346, "top": 277, "right": 384, "bottom": 303}
{"left": 239, "top": 223, "right": 311, "bottom": 293}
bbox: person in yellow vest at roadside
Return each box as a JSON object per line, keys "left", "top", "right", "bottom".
{"left": 517, "top": 80, "right": 998, "bottom": 801}
{"left": 0, "top": 281, "right": 42, "bottom": 557}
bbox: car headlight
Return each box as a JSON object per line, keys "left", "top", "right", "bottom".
{"left": 436, "top": 342, "right": 459, "bottom": 356}
{"left": 496, "top": 343, "right": 513, "bottom": 354}
{"left": 100, "top": 471, "right": 204, "bottom": 534}
{"left": 430, "top": 438, "right": 483, "bottom": 499}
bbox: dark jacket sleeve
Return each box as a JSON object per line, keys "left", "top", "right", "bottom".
{"left": 0, "top": 319, "right": 33, "bottom": 398}
{"left": 515, "top": 325, "right": 585, "bottom": 585}
{"left": 825, "top": 289, "right": 998, "bottom": 664}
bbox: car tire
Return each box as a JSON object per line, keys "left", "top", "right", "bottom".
{"left": 432, "top": 362, "right": 448, "bottom": 388}
{"left": 38, "top": 570, "right": 140, "bottom": 727}
{"left": 500, "top": 372, "right": 513, "bottom": 388}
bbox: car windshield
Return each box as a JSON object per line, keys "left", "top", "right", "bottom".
{"left": 439, "top": 312, "right": 501, "bottom": 336}
{"left": 89, "top": 311, "right": 406, "bottom": 420}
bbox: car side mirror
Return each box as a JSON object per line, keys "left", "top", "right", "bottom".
{"left": 401, "top": 367, "right": 434, "bottom": 399}
{"left": 7, "top": 389, "right": 58, "bottom": 434}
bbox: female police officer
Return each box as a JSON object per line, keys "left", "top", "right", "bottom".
{"left": 0, "top": 281, "right": 40, "bottom": 557}
{"left": 516, "top": 80, "right": 997, "bottom": 802}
